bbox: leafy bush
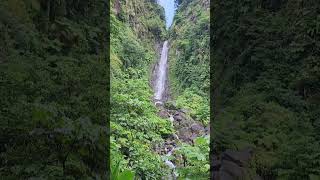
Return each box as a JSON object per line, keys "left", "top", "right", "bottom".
{"left": 176, "top": 136, "right": 210, "bottom": 179}
{"left": 176, "top": 89, "right": 209, "bottom": 125}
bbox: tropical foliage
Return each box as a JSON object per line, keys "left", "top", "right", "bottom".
{"left": 0, "top": 0, "right": 108, "bottom": 178}
{"left": 212, "top": 0, "right": 320, "bottom": 179}
{"left": 168, "top": 0, "right": 210, "bottom": 178}
{"left": 176, "top": 136, "right": 210, "bottom": 179}
{"left": 110, "top": 0, "right": 175, "bottom": 179}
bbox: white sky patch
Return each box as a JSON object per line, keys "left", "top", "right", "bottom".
{"left": 157, "top": 0, "right": 176, "bottom": 29}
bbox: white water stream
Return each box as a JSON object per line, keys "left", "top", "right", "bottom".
{"left": 153, "top": 41, "right": 179, "bottom": 179}
{"left": 154, "top": 41, "right": 169, "bottom": 104}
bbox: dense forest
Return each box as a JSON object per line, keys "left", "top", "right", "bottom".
{"left": 168, "top": 0, "right": 210, "bottom": 178}
{"left": 2, "top": 0, "right": 319, "bottom": 179}
{"left": 212, "top": 0, "right": 320, "bottom": 179}
{"left": 0, "top": 0, "right": 108, "bottom": 179}
{"left": 110, "top": 0, "right": 171, "bottom": 179}
{"left": 169, "top": 0, "right": 210, "bottom": 124}
{"left": 111, "top": 0, "right": 210, "bottom": 179}
{"left": 0, "top": 0, "right": 211, "bottom": 179}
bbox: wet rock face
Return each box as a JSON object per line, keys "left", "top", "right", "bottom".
{"left": 212, "top": 148, "right": 261, "bottom": 180}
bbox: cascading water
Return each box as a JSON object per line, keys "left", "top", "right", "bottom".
{"left": 154, "top": 40, "right": 169, "bottom": 104}
{"left": 164, "top": 147, "right": 178, "bottom": 180}
{"left": 153, "top": 41, "right": 179, "bottom": 179}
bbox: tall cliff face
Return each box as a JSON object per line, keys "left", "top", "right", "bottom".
{"left": 112, "top": 0, "right": 166, "bottom": 44}
{"left": 212, "top": 1, "right": 320, "bottom": 179}
{"left": 110, "top": 0, "right": 167, "bottom": 75}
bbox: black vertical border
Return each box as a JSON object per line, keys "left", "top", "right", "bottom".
{"left": 209, "top": 0, "right": 215, "bottom": 179}
{"left": 103, "top": 0, "right": 111, "bottom": 180}
{"left": 106, "top": 0, "right": 111, "bottom": 179}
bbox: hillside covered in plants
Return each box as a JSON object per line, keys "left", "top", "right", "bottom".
{"left": 169, "top": 0, "right": 210, "bottom": 124}
{"left": 212, "top": 0, "right": 320, "bottom": 179}
{"left": 111, "top": 0, "right": 210, "bottom": 179}
{"left": 168, "top": 0, "right": 210, "bottom": 178}
{"left": 110, "top": 0, "right": 171, "bottom": 179}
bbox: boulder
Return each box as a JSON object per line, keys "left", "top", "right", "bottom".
{"left": 173, "top": 113, "right": 183, "bottom": 122}
{"left": 179, "top": 109, "right": 188, "bottom": 114}
{"left": 169, "top": 115, "right": 175, "bottom": 123}
{"left": 212, "top": 148, "right": 261, "bottom": 180}
{"left": 177, "top": 127, "right": 192, "bottom": 142}
{"left": 190, "top": 133, "right": 198, "bottom": 142}
{"left": 171, "top": 133, "right": 179, "bottom": 140}
{"left": 190, "top": 123, "right": 205, "bottom": 133}
{"left": 155, "top": 101, "right": 163, "bottom": 107}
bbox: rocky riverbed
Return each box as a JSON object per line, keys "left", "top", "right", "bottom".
{"left": 154, "top": 103, "right": 209, "bottom": 179}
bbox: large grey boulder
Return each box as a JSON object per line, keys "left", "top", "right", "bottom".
{"left": 177, "top": 127, "right": 193, "bottom": 142}
{"left": 190, "top": 123, "right": 205, "bottom": 134}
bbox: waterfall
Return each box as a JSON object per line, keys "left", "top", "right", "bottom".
{"left": 154, "top": 40, "right": 169, "bottom": 104}
{"left": 153, "top": 40, "right": 180, "bottom": 179}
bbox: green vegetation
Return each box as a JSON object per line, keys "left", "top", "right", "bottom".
{"left": 0, "top": 0, "right": 108, "bottom": 179}
{"left": 110, "top": 0, "right": 175, "bottom": 179}
{"left": 170, "top": 0, "right": 210, "bottom": 95}
{"left": 111, "top": 0, "right": 210, "bottom": 179}
{"left": 176, "top": 89, "right": 210, "bottom": 125}
{"left": 0, "top": 0, "right": 211, "bottom": 178}
{"left": 176, "top": 136, "right": 210, "bottom": 179}
{"left": 213, "top": 0, "right": 320, "bottom": 179}
{"left": 168, "top": 0, "right": 210, "bottom": 178}
{"left": 170, "top": 0, "right": 210, "bottom": 123}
